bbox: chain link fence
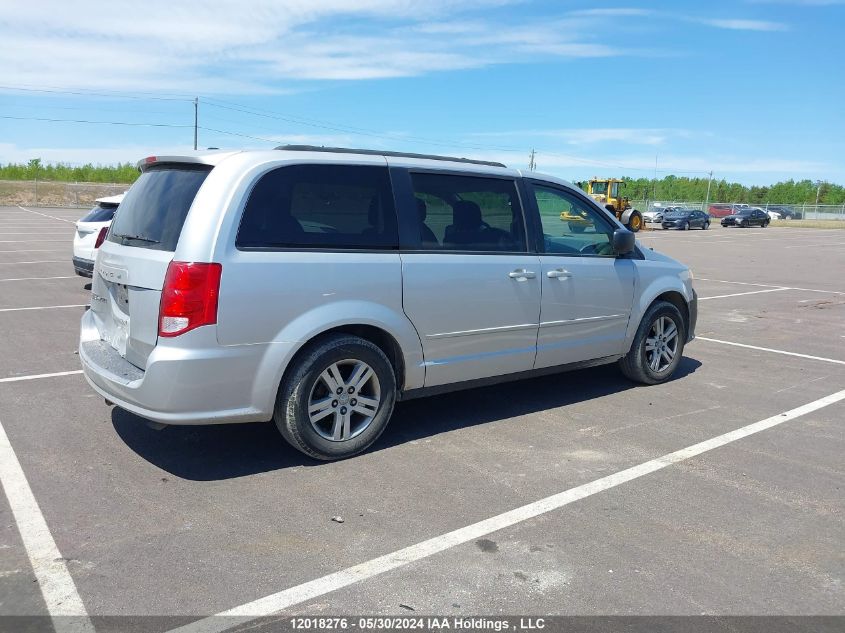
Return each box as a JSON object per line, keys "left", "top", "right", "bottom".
{"left": 0, "top": 180, "right": 129, "bottom": 208}
{"left": 630, "top": 200, "right": 845, "bottom": 221}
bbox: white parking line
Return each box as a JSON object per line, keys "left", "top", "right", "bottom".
{"left": 0, "top": 260, "right": 67, "bottom": 265}
{"left": 785, "top": 241, "right": 845, "bottom": 249}
{"left": 0, "top": 417, "right": 94, "bottom": 631}
{"left": 696, "top": 277, "right": 845, "bottom": 296}
{"left": 17, "top": 206, "right": 77, "bottom": 224}
{"left": 166, "top": 388, "right": 845, "bottom": 633}
{"left": 0, "top": 304, "right": 87, "bottom": 313}
{"left": 698, "top": 288, "right": 790, "bottom": 301}
{"left": 697, "top": 337, "right": 845, "bottom": 365}
{"left": 0, "top": 276, "right": 77, "bottom": 282}
{"left": 0, "top": 370, "right": 83, "bottom": 384}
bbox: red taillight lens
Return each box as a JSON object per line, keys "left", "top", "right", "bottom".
{"left": 94, "top": 227, "right": 108, "bottom": 249}
{"left": 158, "top": 261, "right": 222, "bottom": 338}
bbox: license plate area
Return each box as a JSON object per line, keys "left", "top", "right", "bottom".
{"left": 103, "top": 280, "right": 131, "bottom": 357}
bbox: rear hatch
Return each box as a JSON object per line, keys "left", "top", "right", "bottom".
{"left": 90, "top": 164, "right": 211, "bottom": 369}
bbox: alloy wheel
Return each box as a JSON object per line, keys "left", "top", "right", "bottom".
{"left": 645, "top": 316, "right": 679, "bottom": 373}
{"left": 307, "top": 359, "right": 381, "bottom": 442}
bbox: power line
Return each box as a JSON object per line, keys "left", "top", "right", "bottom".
{"left": 199, "top": 126, "right": 277, "bottom": 144}
{"left": 0, "top": 86, "right": 712, "bottom": 174}
{"left": 0, "top": 85, "right": 194, "bottom": 102}
{"left": 199, "top": 98, "right": 711, "bottom": 174}
{"left": 0, "top": 115, "right": 193, "bottom": 128}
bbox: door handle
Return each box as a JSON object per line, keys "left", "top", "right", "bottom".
{"left": 508, "top": 269, "right": 536, "bottom": 280}
{"left": 547, "top": 269, "right": 572, "bottom": 279}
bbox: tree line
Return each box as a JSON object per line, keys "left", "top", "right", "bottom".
{"left": 0, "top": 159, "right": 139, "bottom": 184}
{"left": 585, "top": 175, "right": 845, "bottom": 205}
{"left": 1, "top": 159, "right": 843, "bottom": 204}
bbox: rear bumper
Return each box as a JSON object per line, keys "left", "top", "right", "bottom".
{"left": 79, "top": 309, "right": 289, "bottom": 425}
{"left": 73, "top": 256, "right": 94, "bottom": 277}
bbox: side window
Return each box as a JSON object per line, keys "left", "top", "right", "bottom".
{"left": 410, "top": 172, "right": 526, "bottom": 252}
{"left": 532, "top": 184, "right": 615, "bottom": 257}
{"left": 237, "top": 164, "right": 398, "bottom": 249}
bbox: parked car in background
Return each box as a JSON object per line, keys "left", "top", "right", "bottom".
{"left": 79, "top": 147, "right": 697, "bottom": 461}
{"left": 766, "top": 209, "right": 782, "bottom": 220}
{"left": 707, "top": 204, "right": 734, "bottom": 218}
{"left": 661, "top": 209, "right": 710, "bottom": 230}
{"left": 721, "top": 208, "right": 770, "bottom": 228}
{"left": 766, "top": 205, "right": 801, "bottom": 219}
{"left": 73, "top": 194, "right": 124, "bottom": 277}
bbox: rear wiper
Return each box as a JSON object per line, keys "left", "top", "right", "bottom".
{"left": 113, "top": 233, "right": 160, "bottom": 244}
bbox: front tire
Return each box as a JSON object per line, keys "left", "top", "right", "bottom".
{"left": 619, "top": 301, "right": 686, "bottom": 385}
{"left": 274, "top": 334, "right": 397, "bottom": 460}
{"left": 703, "top": 221, "right": 710, "bottom": 230}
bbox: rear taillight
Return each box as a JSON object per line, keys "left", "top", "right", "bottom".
{"left": 158, "top": 261, "right": 222, "bottom": 337}
{"left": 94, "top": 227, "right": 108, "bottom": 249}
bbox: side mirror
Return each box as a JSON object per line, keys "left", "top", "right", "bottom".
{"left": 612, "top": 228, "right": 636, "bottom": 255}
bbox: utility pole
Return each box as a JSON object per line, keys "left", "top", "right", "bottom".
{"left": 528, "top": 148, "right": 536, "bottom": 171}
{"left": 652, "top": 154, "right": 658, "bottom": 201}
{"left": 193, "top": 97, "right": 199, "bottom": 151}
{"left": 704, "top": 170, "right": 713, "bottom": 212}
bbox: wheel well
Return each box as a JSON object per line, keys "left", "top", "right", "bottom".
{"left": 653, "top": 291, "right": 689, "bottom": 332}
{"left": 293, "top": 325, "right": 406, "bottom": 391}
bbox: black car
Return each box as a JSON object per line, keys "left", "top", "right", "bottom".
{"left": 721, "top": 208, "right": 770, "bottom": 228}
{"left": 661, "top": 209, "right": 710, "bottom": 230}
{"left": 766, "top": 205, "right": 802, "bottom": 220}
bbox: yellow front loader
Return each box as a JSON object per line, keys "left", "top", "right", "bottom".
{"left": 584, "top": 178, "right": 643, "bottom": 232}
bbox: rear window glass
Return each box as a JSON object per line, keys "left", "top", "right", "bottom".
{"left": 80, "top": 204, "right": 117, "bottom": 223}
{"left": 107, "top": 164, "right": 211, "bottom": 251}
{"left": 237, "top": 164, "right": 398, "bottom": 250}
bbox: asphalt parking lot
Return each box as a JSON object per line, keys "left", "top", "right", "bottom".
{"left": 1, "top": 205, "right": 843, "bottom": 630}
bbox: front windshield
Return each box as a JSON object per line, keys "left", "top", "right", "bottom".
{"left": 591, "top": 181, "right": 608, "bottom": 196}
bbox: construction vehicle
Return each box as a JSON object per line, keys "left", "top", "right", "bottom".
{"left": 562, "top": 178, "right": 643, "bottom": 232}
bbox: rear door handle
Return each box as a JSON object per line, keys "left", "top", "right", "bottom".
{"left": 508, "top": 269, "right": 536, "bottom": 280}
{"left": 547, "top": 269, "right": 572, "bottom": 279}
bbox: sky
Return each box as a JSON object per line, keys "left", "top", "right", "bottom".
{"left": 1, "top": 0, "right": 843, "bottom": 185}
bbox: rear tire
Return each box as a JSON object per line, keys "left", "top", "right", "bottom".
{"left": 619, "top": 301, "right": 686, "bottom": 385}
{"left": 703, "top": 221, "right": 710, "bottom": 230}
{"left": 762, "top": 220, "right": 769, "bottom": 228}
{"left": 274, "top": 334, "right": 397, "bottom": 460}
{"left": 682, "top": 221, "right": 689, "bottom": 231}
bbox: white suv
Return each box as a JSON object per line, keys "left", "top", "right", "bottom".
{"left": 80, "top": 147, "right": 697, "bottom": 460}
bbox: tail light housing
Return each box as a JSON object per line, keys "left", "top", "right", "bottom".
{"left": 94, "top": 227, "right": 108, "bottom": 249}
{"left": 158, "top": 261, "right": 222, "bottom": 337}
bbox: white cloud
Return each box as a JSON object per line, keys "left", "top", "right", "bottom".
{"left": 696, "top": 18, "right": 788, "bottom": 31}
{"left": 0, "top": 142, "right": 192, "bottom": 166}
{"left": 0, "top": 1, "right": 637, "bottom": 92}
{"left": 0, "top": 2, "right": 794, "bottom": 92}
{"left": 471, "top": 128, "right": 692, "bottom": 147}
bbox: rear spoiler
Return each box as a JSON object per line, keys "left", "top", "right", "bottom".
{"left": 136, "top": 152, "right": 240, "bottom": 172}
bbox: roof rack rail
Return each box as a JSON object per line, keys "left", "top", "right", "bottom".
{"left": 274, "top": 145, "right": 507, "bottom": 168}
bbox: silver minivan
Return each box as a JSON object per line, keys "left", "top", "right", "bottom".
{"left": 80, "top": 147, "right": 697, "bottom": 460}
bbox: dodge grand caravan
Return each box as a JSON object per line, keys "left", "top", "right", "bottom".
{"left": 80, "top": 146, "right": 697, "bottom": 460}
